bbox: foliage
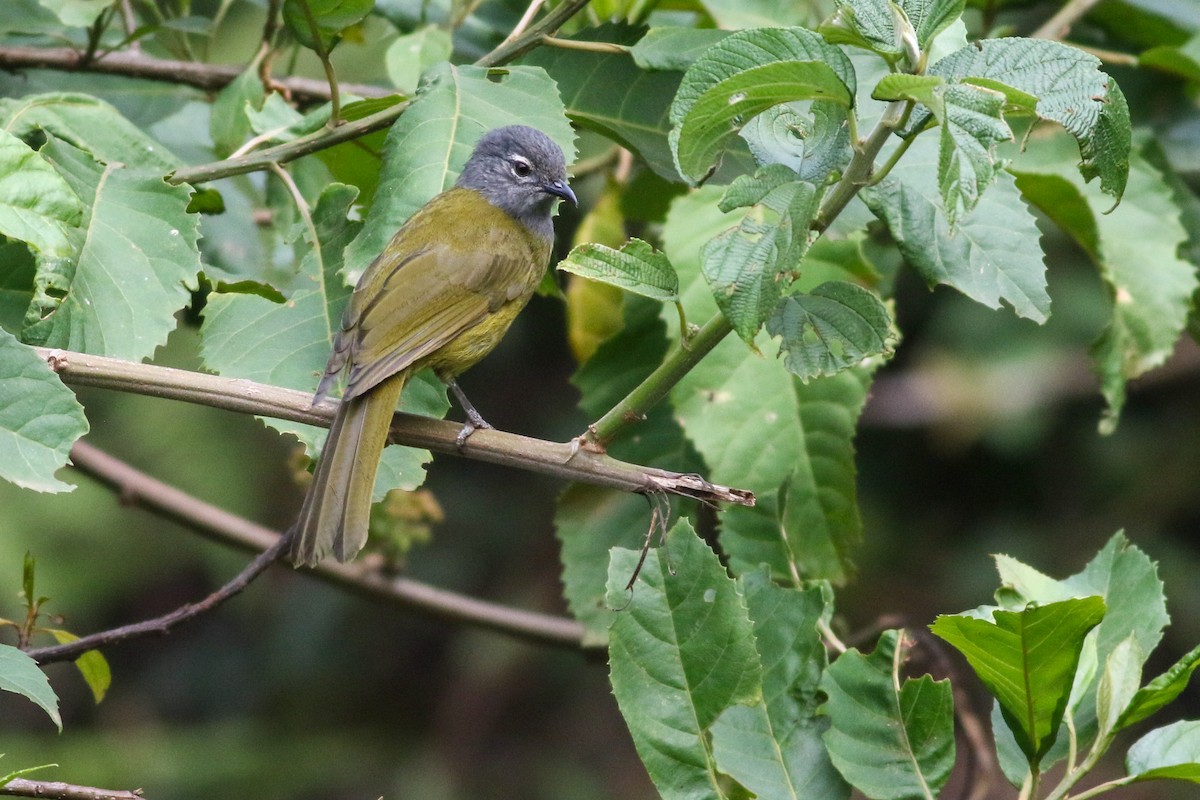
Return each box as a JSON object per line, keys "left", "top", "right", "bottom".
{"left": 1, "top": 0, "right": 1199, "bottom": 797}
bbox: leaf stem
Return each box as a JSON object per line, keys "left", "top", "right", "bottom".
{"left": 1030, "top": 0, "right": 1104, "bottom": 40}
{"left": 583, "top": 312, "right": 733, "bottom": 449}
{"left": 813, "top": 99, "right": 912, "bottom": 233}
{"left": 540, "top": 36, "right": 630, "bottom": 55}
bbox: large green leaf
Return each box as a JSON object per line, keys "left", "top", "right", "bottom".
{"left": 24, "top": 138, "right": 201, "bottom": 361}
{"left": 1126, "top": 720, "right": 1200, "bottom": 783}
{"left": 821, "top": 0, "right": 964, "bottom": 58}
{"left": 0, "top": 329, "right": 88, "bottom": 492}
{"left": 931, "top": 597, "right": 1106, "bottom": 764}
{"left": 0, "top": 129, "right": 81, "bottom": 259}
{"left": 863, "top": 135, "right": 1049, "bottom": 322}
{"left": 1011, "top": 134, "right": 1196, "bottom": 432}
{"left": 669, "top": 27, "right": 856, "bottom": 183}
{"left": 0, "top": 643, "right": 60, "bottom": 730}
{"left": 201, "top": 184, "right": 436, "bottom": 500}
{"left": 607, "top": 520, "right": 762, "bottom": 800}
{"left": 557, "top": 239, "right": 680, "bottom": 302}
{"left": 711, "top": 575, "right": 849, "bottom": 800}
{"left": 927, "top": 38, "right": 1131, "bottom": 201}
{"left": 341, "top": 63, "right": 574, "bottom": 281}
{"left": 282, "top": 0, "right": 373, "bottom": 51}
{"left": 523, "top": 24, "right": 683, "bottom": 181}
{"left": 821, "top": 630, "right": 955, "bottom": 799}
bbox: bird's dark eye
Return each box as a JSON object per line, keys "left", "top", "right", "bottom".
{"left": 511, "top": 157, "right": 532, "bottom": 177}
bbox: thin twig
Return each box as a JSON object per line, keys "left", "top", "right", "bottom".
{"left": 25, "top": 526, "right": 289, "bottom": 664}
{"left": 1030, "top": 0, "right": 1105, "bottom": 40}
{"left": 0, "top": 45, "right": 390, "bottom": 103}
{"left": 497, "top": 0, "right": 547, "bottom": 48}
{"left": 36, "top": 348, "right": 754, "bottom": 507}
{"left": 0, "top": 779, "right": 143, "bottom": 800}
{"left": 63, "top": 440, "right": 588, "bottom": 648}
{"left": 540, "top": 36, "right": 630, "bottom": 55}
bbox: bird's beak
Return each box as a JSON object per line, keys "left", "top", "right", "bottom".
{"left": 544, "top": 179, "right": 577, "bottom": 206}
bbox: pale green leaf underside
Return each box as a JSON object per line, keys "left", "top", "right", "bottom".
{"left": 557, "top": 238, "right": 679, "bottom": 301}
{"left": 0, "top": 643, "right": 61, "bottom": 730}
{"left": 767, "top": 281, "right": 893, "bottom": 381}
{"left": 0, "top": 328, "right": 88, "bottom": 492}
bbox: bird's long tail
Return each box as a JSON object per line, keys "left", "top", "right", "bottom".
{"left": 288, "top": 372, "right": 407, "bottom": 566}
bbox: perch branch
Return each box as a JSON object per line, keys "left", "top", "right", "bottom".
{"left": 36, "top": 348, "right": 753, "bottom": 508}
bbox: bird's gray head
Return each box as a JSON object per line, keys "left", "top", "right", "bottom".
{"left": 455, "top": 125, "right": 576, "bottom": 237}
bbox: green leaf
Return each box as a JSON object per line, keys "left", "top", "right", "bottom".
{"left": 711, "top": 575, "right": 849, "bottom": 800}
{"left": 0, "top": 239, "right": 37, "bottom": 335}
{"left": 931, "top": 596, "right": 1106, "bottom": 764}
{"left": 1011, "top": 135, "right": 1196, "bottom": 432}
{"left": 704, "top": 168, "right": 820, "bottom": 341}
{"left": 1118, "top": 642, "right": 1200, "bottom": 731}
{"left": 821, "top": 630, "right": 955, "bottom": 799}
{"left": 558, "top": 239, "right": 679, "bottom": 302}
{"left": 200, "top": 184, "right": 434, "bottom": 501}
{"left": 209, "top": 61, "right": 267, "bottom": 159}
{"left": 607, "top": 520, "right": 762, "bottom": 800}
{"left": 45, "top": 629, "right": 110, "bottom": 704}
{"left": 341, "top": 63, "right": 574, "bottom": 281}
{"left": 0, "top": 643, "right": 60, "bottom": 730}
{"left": 739, "top": 101, "right": 853, "bottom": 186}
{"left": 0, "top": 93, "right": 180, "bottom": 175}
{"left": 37, "top": 0, "right": 107, "bottom": 28}
{"left": 1140, "top": 35, "right": 1200, "bottom": 82}
{"left": 524, "top": 23, "right": 682, "bottom": 181}
{"left": 669, "top": 27, "right": 856, "bottom": 183}
{"left": 0, "top": 330, "right": 87, "bottom": 492}
{"left": 630, "top": 27, "right": 731, "bottom": 71}
{"left": 384, "top": 25, "right": 452, "bottom": 94}
{"left": 698, "top": 0, "right": 812, "bottom": 29}
{"left": 23, "top": 138, "right": 201, "bottom": 361}
{"left": 1127, "top": 720, "right": 1200, "bottom": 782}
{"left": 0, "top": 130, "right": 82, "bottom": 259}
{"left": 766, "top": 281, "right": 893, "bottom": 381}
{"left": 928, "top": 38, "right": 1131, "bottom": 201}
{"left": 863, "top": 135, "right": 1049, "bottom": 322}
{"left": 282, "top": 0, "right": 373, "bottom": 51}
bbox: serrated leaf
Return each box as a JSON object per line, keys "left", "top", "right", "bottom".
{"left": 524, "top": 23, "right": 681, "bottom": 181}
{"left": 607, "top": 520, "right": 762, "bottom": 800}
{"left": 864, "top": 135, "right": 1049, "bottom": 322}
{"left": 1011, "top": 134, "right": 1196, "bottom": 432}
{"left": 0, "top": 330, "right": 88, "bottom": 492}
{"left": 0, "top": 93, "right": 179, "bottom": 175}
{"left": 739, "top": 101, "right": 853, "bottom": 186}
{"left": 711, "top": 576, "right": 849, "bottom": 800}
{"left": 669, "top": 27, "right": 856, "bottom": 183}
{"left": 342, "top": 63, "right": 574, "bottom": 281}
{"left": 558, "top": 239, "right": 679, "bottom": 301}
{"left": 821, "top": 630, "right": 955, "bottom": 799}
{"left": 928, "top": 38, "right": 1131, "bottom": 201}
{"left": 200, "top": 184, "right": 434, "bottom": 501}
{"left": 0, "top": 130, "right": 82, "bottom": 258}
{"left": 23, "top": 137, "right": 201, "bottom": 361}
{"left": 1118, "top": 643, "right": 1200, "bottom": 731}
{"left": 1127, "top": 720, "right": 1200, "bottom": 782}
{"left": 767, "top": 281, "right": 893, "bottom": 381}
{"left": 931, "top": 597, "right": 1106, "bottom": 764}
{"left": 704, "top": 170, "right": 820, "bottom": 341}
{"left": 663, "top": 188, "right": 870, "bottom": 583}
{"left": 0, "top": 643, "right": 60, "bottom": 731}
{"left": 45, "top": 629, "right": 110, "bottom": 704}
{"left": 282, "top": 0, "right": 372, "bottom": 51}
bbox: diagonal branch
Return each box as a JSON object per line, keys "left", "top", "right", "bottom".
{"left": 24, "top": 440, "right": 587, "bottom": 658}
{"left": 37, "top": 348, "right": 754, "bottom": 507}
{"left": 0, "top": 45, "right": 390, "bottom": 104}
{"left": 0, "top": 778, "right": 143, "bottom": 800}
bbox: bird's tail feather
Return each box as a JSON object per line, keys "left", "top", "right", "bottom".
{"left": 288, "top": 373, "right": 407, "bottom": 566}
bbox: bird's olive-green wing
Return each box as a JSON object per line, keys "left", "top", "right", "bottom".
{"left": 336, "top": 190, "right": 550, "bottom": 399}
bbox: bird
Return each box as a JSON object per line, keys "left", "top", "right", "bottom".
{"left": 288, "top": 124, "right": 576, "bottom": 566}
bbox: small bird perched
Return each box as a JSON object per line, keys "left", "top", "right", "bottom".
{"left": 289, "top": 125, "right": 576, "bottom": 567}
